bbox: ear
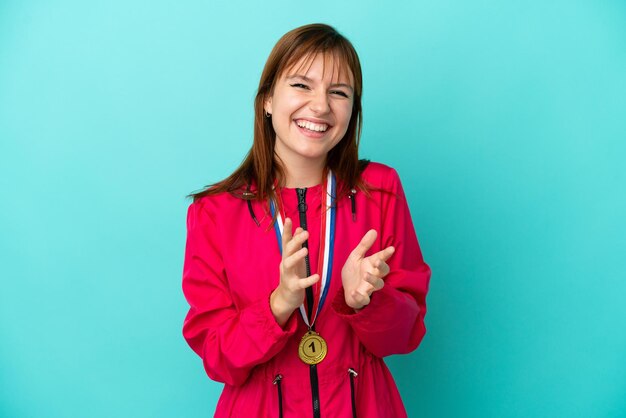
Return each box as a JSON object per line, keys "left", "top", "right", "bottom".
{"left": 264, "top": 96, "right": 273, "bottom": 115}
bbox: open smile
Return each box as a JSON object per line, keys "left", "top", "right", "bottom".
{"left": 295, "top": 119, "right": 330, "bottom": 132}
{"left": 294, "top": 118, "right": 332, "bottom": 138}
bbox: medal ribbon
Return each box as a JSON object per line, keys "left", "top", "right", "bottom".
{"left": 270, "top": 171, "right": 336, "bottom": 328}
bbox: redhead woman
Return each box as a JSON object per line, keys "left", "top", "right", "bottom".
{"left": 182, "top": 23, "right": 431, "bottom": 418}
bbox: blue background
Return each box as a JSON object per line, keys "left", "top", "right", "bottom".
{"left": 1, "top": 1, "right": 625, "bottom": 417}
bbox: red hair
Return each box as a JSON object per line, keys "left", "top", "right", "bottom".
{"left": 191, "top": 23, "right": 368, "bottom": 206}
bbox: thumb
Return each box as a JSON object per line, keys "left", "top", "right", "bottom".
{"left": 351, "top": 229, "right": 377, "bottom": 260}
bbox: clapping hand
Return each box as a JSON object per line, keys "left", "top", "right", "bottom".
{"left": 341, "top": 230, "right": 395, "bottom": 311}
{"left": 270, "top": 218, "right": 320, "bottom": 327}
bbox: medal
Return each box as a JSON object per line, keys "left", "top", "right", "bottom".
{"left": 271, "top": 171, "right": 337, "bottom": 365}
{"left": 298, "top": 331, "right": 328, "bottom": 365}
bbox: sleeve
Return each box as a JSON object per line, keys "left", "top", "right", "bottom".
{"left": 181, "top": 200, "right": 298, "bottom": 386}
{"left": 331, "top": 168, "right": 431, "bottom": 358}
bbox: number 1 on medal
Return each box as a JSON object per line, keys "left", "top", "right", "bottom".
{"left": 298, "top": 331, "right": 328, "bottom": 365}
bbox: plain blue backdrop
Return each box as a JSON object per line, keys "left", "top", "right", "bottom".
{"left": 1, "top": 1, "right": 625, "bottom": 417}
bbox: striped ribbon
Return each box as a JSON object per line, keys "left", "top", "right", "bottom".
{"left": 270, "top": 171, "right": 336, "bottom": 328}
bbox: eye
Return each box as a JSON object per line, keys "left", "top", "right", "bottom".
{"left": 290, "top": 83, "right": 310, "bottom": 90}
{"left": 330, "top": 90, "right": 349, "bottom": 98}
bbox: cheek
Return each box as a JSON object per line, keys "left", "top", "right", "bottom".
{"left": 334, "top": 112, "right": 352, "bottom": 141}
{"left": 337, "top": 103, "right": 353, "bottom": 127}
{"left": 270, "top": 99, "right": 292, "bottom": 131}
{"left": 273, "top": 94, "right": 304, "bottom": 118}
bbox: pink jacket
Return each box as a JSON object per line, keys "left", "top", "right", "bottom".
{"left": 182, "top": 162, "right": 431, "bottom": 417}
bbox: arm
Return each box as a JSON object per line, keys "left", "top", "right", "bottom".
{"left": 182, "top": 200, "right": 298, "bottom": 386}
{"left": 332, "top": 168, "right": 431, "bottom": 357}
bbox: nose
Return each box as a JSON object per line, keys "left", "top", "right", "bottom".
{"left": 308, "top": 89, "right": 330, "bottom": 115}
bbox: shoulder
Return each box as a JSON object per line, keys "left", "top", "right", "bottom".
{"left": 360, "top": 161, "right": 402, "bottom": 190}
{"left": 186, "top": 190, "right": 244, "bottom": 227}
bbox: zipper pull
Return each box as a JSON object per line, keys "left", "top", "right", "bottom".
{"left": 296, "top": 188, "right": 308, "bottom": 214}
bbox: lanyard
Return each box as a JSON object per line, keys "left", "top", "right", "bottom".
{"left": 270, "top": 171, "right": 336, "bottom": 328}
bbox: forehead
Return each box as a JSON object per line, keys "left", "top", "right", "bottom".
{"left": 282, "top": 52, "right": 354, "bottom": 85}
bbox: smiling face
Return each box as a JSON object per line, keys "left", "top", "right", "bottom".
{"left": 264, "top": 52, "right": 355, "bottom": 173}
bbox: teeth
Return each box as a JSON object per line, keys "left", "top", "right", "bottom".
{"left": 296, "top": 120, "right": 328, "bottom": 132}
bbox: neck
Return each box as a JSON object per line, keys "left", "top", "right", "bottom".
{"left": 282, "top": 163, "right": 325, "bottom": 188}
{"left": 276, "top": 155, "right": 327, "bottom": 188}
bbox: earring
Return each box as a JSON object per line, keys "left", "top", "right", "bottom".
{"left": 264, "top": 110, "right": 271, "bottom": 118}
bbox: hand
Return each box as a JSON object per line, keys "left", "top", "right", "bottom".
{"left": 270, "top": 218, "right": 320, "bottom": 327}
{"left": 341, "top": 229, "right": 395, "bottom": 311}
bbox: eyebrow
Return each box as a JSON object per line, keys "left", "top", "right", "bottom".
{"left": 286, "top": 74, "right": 354, "bottom": 91}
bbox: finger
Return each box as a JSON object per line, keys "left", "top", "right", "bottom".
{"left": 351, "top": 229, "right": 377, "bottom": 260}
{"left": 284, "top": 229, "right": 309, "bottom": 256}
{"left": 356, "top": 280, "right": 375, "bottom": 296}
{"left": 282, "top": 218, "right": 293, "bottom": 249}
{"left": 364, "top": 273, "right": 385, "bottom": 291}
{"left": 376, "top": 246, "right": 395, "bottom": 263}
{"left": 292, "top": 228, "right": 309, "bottom": 245}
{"left": 283, "top": 247, "right": 308, "bottom": 269}
{"left": 370, "top": 259, "right": 390, "bottom": 277}
{"left": 296, "top": 274, "right": 320, "bottom": 289}
{"left": 351, "top": 288, "right": 371, "bottom": 307}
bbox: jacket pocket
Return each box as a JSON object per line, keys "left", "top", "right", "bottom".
{"left": 348, "top": 368, "right": 358, "bottom": 418}
{"left": 273, "top": 374, "right": 283, "bottom": 418}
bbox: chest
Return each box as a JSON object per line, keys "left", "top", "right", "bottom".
{"left": 219, "top": 192, "right": 384, "bottom": 309}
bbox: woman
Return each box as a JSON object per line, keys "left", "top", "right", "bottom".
{"left": 182, "top": 23, "right": 431, "bottom": 418}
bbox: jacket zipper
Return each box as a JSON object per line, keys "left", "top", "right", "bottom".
{"left": 296, "top": 188, "right": 321, "bottom": 418}
{"left": 296, "top": 188, "right": 314, "bottom": 318}
{"left": 273, "top": 374, "right": 283, "bottom": 418}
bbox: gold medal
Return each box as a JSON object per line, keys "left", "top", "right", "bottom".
{"left": 298, "top": 331, "right": 328, "bottom": 365}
